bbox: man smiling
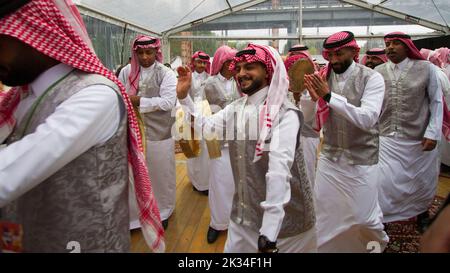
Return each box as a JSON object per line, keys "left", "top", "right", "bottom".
{"left": 176, "top": 43, "right": 316, "bottom": 253}
{"left": 305, "top": 31, "right": 388, "bottom": 252}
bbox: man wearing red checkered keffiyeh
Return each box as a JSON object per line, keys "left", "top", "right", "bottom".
{"left": 421, "top": 47, "right": 450, "bottom": 174}
{"left": 361, "top": 48, "right": 388, "bottom": 69}
{"left": 176, "top": 43, "right": 316, "bottom": 253}
{"left": 0, "top": 0, "right": 164, "bottom": 252}
{"left": 118, "top": 34, "right": 177, "bottom": 232}
{"left": 375, "top": 32, "right": 445, "bottom": 232}
{"left": 284, "top": 45, "right": 320, "bottom": 185}
{"left": 305, "top": 31, "right": 388, "bottom": 252}
{"left": 185, "top": 50, "right": 211, "bottom": 195}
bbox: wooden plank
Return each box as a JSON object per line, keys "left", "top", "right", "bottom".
{"left": 214, "top": 230, "right": 227, "bottom": 253}
{"left": 187, "top": 201, "right": 216, "bottom": 253}
{"left": 171, "top": 192, "right": 205, "bottom": 252}
{"left": 165, "top": 174, "right": 195, "bottom": 252}
{"left": 437, "top": 175, "right": 450, "bottom": 198}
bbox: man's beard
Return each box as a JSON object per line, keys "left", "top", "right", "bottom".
{"left": 239, "top": 76, "right": 265, "bottom": 96}
{"left": 0, "top": 65, "right": 41, "bottom": 87}
{"left": 365, "top": 62, "right": 376, "bottom": 69}
{"left": 331, "top": 58, "right": 353, "bottom": 74}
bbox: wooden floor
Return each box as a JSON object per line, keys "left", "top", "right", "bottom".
{"left": 130, "top": 153, "right": 450, "bottom": 253}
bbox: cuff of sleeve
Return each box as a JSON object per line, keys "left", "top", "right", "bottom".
{"left": 179, "top": 95, "right": 195, "bottom": 114}
{"left": 328, "top": 92, "right": 347, "bottom": 108}
{"left": 424, "top": 130, "right": 441, "bottom": 141}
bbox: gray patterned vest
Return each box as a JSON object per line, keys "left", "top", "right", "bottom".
{"left": 138, "top": 62, "right": 176, "bottom": 141}
{"left": 299, "top": 93, "right": 319, "bottom": 139}
{"left": 322, "top": 63, "right": 379, "bottom": 165}
{"left": 228, "top": 99, "right": 316, "bottom": 238}
{"left": 376, "top": 60, "right": 431, "bottom": 140}
{"left": 204, "top": 75, "right": 240, "bottom": 109}
{"left": 2, "top": 70, "right": 129, "bottom": 253}
{"left": 204, "top": 75, "right": 241, "bottom": 146}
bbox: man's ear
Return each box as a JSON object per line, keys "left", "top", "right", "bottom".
{"left": 350, "top": 48, "right": 357, "bottom": 58}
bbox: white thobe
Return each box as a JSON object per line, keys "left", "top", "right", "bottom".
{"left": 119, "top": 63, "right": 177, "bottom": 223}
{"left": 0, "top": 63, "right": 120, "bottom": 207}
{"left": 207, "top": 73, "right": 236, "bottom": 231}
{"left": 315, "top": 62, "right": 389, "bottom": 252}
{"left": 180, "top": 86, "right": 317, "bottom": 252}
{"left": 377, "top": 59, "right": 443, "bottom": 222}
{"left": 298, "top": 90, "right": 320, "bottom": 186}
{"left": 187, "top": 71, "right": 210, "bottom": 191}
{"left": 436, "top": 68, "right": 450, "bottom": 166}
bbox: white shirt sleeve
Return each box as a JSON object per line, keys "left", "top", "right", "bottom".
{"left": 299, "top": 91, "right": 317, "bottom": 124}
{"left": 139, "top": 70, "right": 177, "bottom": 113}
{"left": 328, "top": 72, "right": 385, "bottom": 131}
{"left": 259, "top": 110, "right": 299, "bottom": 242}
{"left": 0, "top": 85, "right": 121, "bottom": 207}
{"left": 424, "top": 64, "right": 443, "bottom": 141}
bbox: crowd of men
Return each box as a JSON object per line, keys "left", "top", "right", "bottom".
{"left": 0, "top": 0, "right": 449, "bottom": 253}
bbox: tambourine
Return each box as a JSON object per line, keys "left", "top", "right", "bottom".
{"left": 176, "top": 100, "right": 221, "bottom": 159}
{"left": 288, "top": 58, "right": 315, "bottom": 93}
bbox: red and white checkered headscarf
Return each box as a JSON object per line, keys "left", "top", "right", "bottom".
{"left": 420, "top": 47, "right": 450, "bottom": 141}
{"left": 0, "top": 0, "right": 164, "bottom": 252}
{"left": 284, "top": 50, "right": 317, "bottom": 72}
{"left": 361, "top": 48, "right": 388, "bottom": 66}
{"left": 287, "top": 44, "right": 308, "bottom": 55}
{"left": 322, "top": 31, "right": 360, "bottom": 63}
{"left": 384, "top": 32, "right": 425, "bottom": 61}
{"left": 210, "top": 46, "right": 237, "bottom": 76}
{"left": 311, "top": 32, "right": 361, "bottom": 132}
{"left": 190, "top": 51, "right": 211, "bottom": 75}
{"left": 127, "top": 35, "right": 163, "bottom": 96}
{"left": 420, "top": 47, "right": 450, "bottom": 69}
{"left": 230, "top": 43, "right": 289, "bottom": 162}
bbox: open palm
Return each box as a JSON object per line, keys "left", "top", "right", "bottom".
{"left": 176, "top": 66, "right": 192, "bottom": 99}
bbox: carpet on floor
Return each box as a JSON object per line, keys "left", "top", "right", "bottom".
{"left": 383, "top": 196, "right": 445, "bottom": 253}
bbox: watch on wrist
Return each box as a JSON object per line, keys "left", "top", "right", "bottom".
{"left": 322, "top": 92, "right": 331, "bottom": 103}
{"left": 258, "top": 235, "right": 278, "bottom": 253}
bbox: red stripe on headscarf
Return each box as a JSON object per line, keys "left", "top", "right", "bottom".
{"left": 384, "top": 32, "right": 424, "bottom": 61}
{"left": 0, "top": 0, "right": 164, "bottom": 252}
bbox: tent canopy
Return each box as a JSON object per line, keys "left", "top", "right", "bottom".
{"left": 75, "top": 0, "right": 449, "bottom": 36}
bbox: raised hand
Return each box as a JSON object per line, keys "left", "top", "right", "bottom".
{"left": 176, "top": 66, "right": 192, "bottom": 99}
{"left": 305, "top": 73, "right": 330, "bottom": 99}
{"left": 304, "top": 75, "right": 320, "bottom": 102}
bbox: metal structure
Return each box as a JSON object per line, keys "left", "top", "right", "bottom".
{"left": 74, "top": 0, "right": 450, "bottom": 66}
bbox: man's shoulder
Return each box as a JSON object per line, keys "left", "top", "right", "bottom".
{"left": 374, "top": 62, "right": 388, "bottom": 73}
{"left": 282, "top": 98, "right": 300, "bottom": 112}
{"left": 203, "top": 76, "right": 221, "bottom": 88}
{"left": 73, "top": 71, "right": 119, "bottom": 91}
{"left": 228, "top": 95, "right": 246, "bottom": 106}
{"left": 355, "top": 62, "right": 384, "bottom": 82}
{"left": 414, "top": 59, "right": 433, "bottom": 70}
{"left": 155, "top": 62, "right": 174, "bottom": 74}
{"left": 356, "top": 62, "right": 377, "bottom": 74}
